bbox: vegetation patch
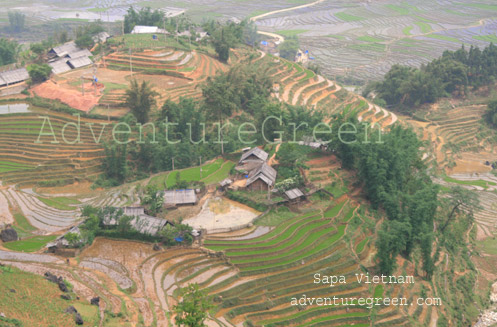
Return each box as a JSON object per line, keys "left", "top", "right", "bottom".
{"left": 3, "top": 235, "right": 57, "bottom": 252}
{"left": 37, "top": 196, "right": 81, "bottom": 211}
{"left": 275, "top": 29, "right": 309, "bottom": 37}
{"left": 0, "top": 265, "right": 76, "bottom": 327}
{"left": 335, "top": 12, "right": 364, "bottom": 22}
{"left": 443, "top": 176, "right": 496, "bottom": 189}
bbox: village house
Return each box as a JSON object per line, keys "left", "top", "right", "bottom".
{"left": 103, "top": 206, "right": 172, "bottom": 236}
{"left": 47, "top": 41, "right": 93, "bottom": 74}
{"left": 246, "top": 162, "right": 277, "bottom": 191}
{"left": 0, "top": 68, "right": 29, "bottom": 88}
{"left": 284, "top": 188, "right": 306, "bottom": 202}
{"left": 163, "top": 189, "right": 198, "bottom": 207}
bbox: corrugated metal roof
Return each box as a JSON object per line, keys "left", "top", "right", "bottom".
{"left": 164, "top": 189, "right": 197, "bottom": 205}
{"left": 246, "top": 163, "right": 277, "bottom": 187}
{"left": 220, "top": 178, "right": 233, "bottom": 187}
{"left": 68, "top": 49, "right": 92, "bottom": 59}
{"left": 0, "top": 68, "right": 29, "bottom": 85}
{"left": 131, "top": 25, "right": 159, "bottom": 34}
{"left": 49, "top": 59, "right": 72, "bottom": 75}
{"left": 92, "top": 31, "right": 110, "bottom": 43}
{"left": 68, "top": 56, "right": 93, "bottom": 69}
{"left": 240, "top": 147, "right": 268, "bottom": 163}
{"left": 285, "top": 188, "right": 304, "bottom": 200}
{"left": 102, "top": 206, "right": 170, "bottom": 236}
{"left": 124, "top": 207, "right": 145, "bottom": 216}
{"left": 132, "top": 214, "right": 169, "bottom": 235}
{"left": 50, "top": 41, "right": 79, "bottom": 57}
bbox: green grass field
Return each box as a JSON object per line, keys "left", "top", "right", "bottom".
{"left": 0, "top": 161, "right": 34, "bottom": 173}
{"left": 275, "top": 29, "right": 309, "bottom": 37}
{"left": 474, "top": 35, "right": 497, "bottom": 43}
{"left": 385, "top": 4, "right": 410, "bottom": 15}
{"left": 165, "top": 158, "right": 233, "bottom": 188}
{"left": 426, "top": 34, "right": 460, "bottom": 43}
{"left": 415, "top": 21, "right": 432, "bottom": 33}
{"left": 37, "top": 196, "right": 81, "bottom": 211}
{"left": 3, "top": 235, "right": 57, "bottom": 252}
{"left": 465, "top": 3, "right": 497, "bottom": 11}
{"left": 0, "top": 265, "right": 77, "bottom": 327}
{"left": 357, "top": 35, "right": 383, "bottom": 43}
{"left": 12, "top": 213, "right": 36, "bottom": 238}
{"left": 335, "top": 12, "right": 364, "bottom": 22}
{"left": 443, "top": 176, "right": 496, "bottom": 189}
{"left": 402, "top": 26, "right": 413, "bottom": 36}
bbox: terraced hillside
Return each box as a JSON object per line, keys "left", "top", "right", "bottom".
{"left": 0, "top": 108, "right": 110, "bottom": 187}
{"left": 234, "top": 48, "right": 399, "bottom": 130}
{"left": 251, "top": 0, "right": 497, "bottom": 82}
{"left": 405, "top": 99, "right": 497, "bottom": 173}
{"left": 434, "top": 173, "right": 497, "bottom": 240}
{"left": 103, "top": 48, "right": 227, "bottom": 108}
{"left": 0, "top": 182, "right": 444, "bottom": 326}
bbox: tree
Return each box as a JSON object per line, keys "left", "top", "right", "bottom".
{"left": 0, "top": 38, "right": 19, "bottom": 66}
{"left": 206, "top": 21, "right": 243, "bottom": 62}
{"left": 116, "top": 215, "right": 134, "bottom": 234}
{"left": 8, "top": 11, "right": 25, "bottom": 33}
{"left": 123, "top": 6, "right": 165, "bottom": 33}
{"left": 375, "top": 220, "right": 411, "bottom": 274}
{"left": 140, "top": 185, "right": 164, "bottom": 216}
{"left": 75, "top": 34, "right": 94, "bottom": 49}
{"left": 27, "top": 64, "right": 52, "bottom": 83}
{"left": 64, "top": 232, "right": 82, "bottom": 247}
{"left": 440, "top": 186, "right": 481, "bottom": 232}
{"left": 485, "top": 100, "right": 497, "bottom": 128}
{"left": 102, "top": 143, "right": 128, "bottom": 184}
{"left": 278, "top": 37, "right": 299, "bottom": 61}
{"left": 174, "top": 283, "right": 213, "bottom": 327}
{"left": 125, "top": 79, "right": 158, "bottom": 124}
{"left": 201, "top": 72, "right": 239, "bottom": 154}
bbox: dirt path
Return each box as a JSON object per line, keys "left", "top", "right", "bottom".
{"left": 250, "top": 0, "right": 325, "bottom": 43}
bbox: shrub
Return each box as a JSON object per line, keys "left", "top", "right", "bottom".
{"left": 27, "top": 64, "right": 52, "bottom": 83}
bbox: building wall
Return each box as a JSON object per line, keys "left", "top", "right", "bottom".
{"left": 247, "top": 179, "right": 269, "bottom": 192}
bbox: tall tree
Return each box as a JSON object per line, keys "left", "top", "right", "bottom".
{"left": 278, "top": 37, "right": 299, "bottom": 61}
{"left": 0, "top": 38, "right": 19, "bottom": 66}
{"left": 125, "top": 80, "right": 158, "bottom": 124}
{"left": 174, "top": 283, "right": 213, "bottom": 327}
{"left": 8, "top": 11, "right": 25, "bottom": 33}
{"left": 440, "top": 186, "right": 481, "bottom": 232}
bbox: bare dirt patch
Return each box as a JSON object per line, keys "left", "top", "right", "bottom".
{"left": 32, "top": 80, "right": 102, "bottom": 112}
{"left": 184, "top": 196, "right": 260, "bottom": 233}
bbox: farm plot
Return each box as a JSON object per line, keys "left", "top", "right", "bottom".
{"left": 0, "top": 186, "right": 80, "bottom": 232}
{"left": 253, "top": 0, "right": 496, "bottom": 81}
{"left": 203, "top": 197, "right": 402, "bottom": 326}
{"left": 0, "top": 109, "right": 110, "bottom": 186}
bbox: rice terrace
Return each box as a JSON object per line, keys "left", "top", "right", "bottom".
{"left": 0, "top": 0, "right": 497, "bottom": 327}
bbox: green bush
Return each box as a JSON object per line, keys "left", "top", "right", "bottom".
{"left": 27, "top": 64, "right": 52, "bottom": 83}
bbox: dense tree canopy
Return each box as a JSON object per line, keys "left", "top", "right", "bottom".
{"left": 8, "top": 11, "right": 25, "bottom": 33}
{"left": 332, "top": 122, "right": 439, "bottom": 275}
{"left": 366, "top": 43, "right": 497, "bottom": 111}
{"left": 125, "top": 79, "right": 159, "bottom": 124}
{"left": 174, "top": 283, "right": 213, "bottom": 327}
{"left": 0, "top": 38, "right": 19, "bottom": 66}
{"left": 278, "top": 36, "right": 299, "bottom": 61}
{"left": 27, "top": 64, "right": 52, "bottom": 83}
